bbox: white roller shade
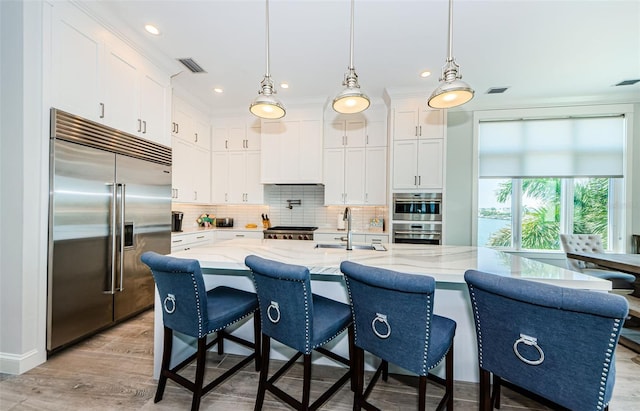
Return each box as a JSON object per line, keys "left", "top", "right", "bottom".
{"left": 478, "top": 116, "right": 624, "bottom": 178}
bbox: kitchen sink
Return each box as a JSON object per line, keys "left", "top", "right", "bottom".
{"left": 315, "top": 243, "right": 386, "bottom": 251}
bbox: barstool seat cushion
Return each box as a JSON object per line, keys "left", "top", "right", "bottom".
{"left": 310, "top": 294, "right": 352, "bottom": 349}
{"left": 427, "top": 315, "right": 457, "bottom": 369}
{"left": 206, "top": 286, "right": 259, "bottom": 332}
{"left": 582, "top": 268, "right": 636, "bottom": 283}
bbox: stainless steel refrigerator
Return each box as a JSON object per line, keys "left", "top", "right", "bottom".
{"left": 47, "top": 109, "right": 172, "bottom": 353}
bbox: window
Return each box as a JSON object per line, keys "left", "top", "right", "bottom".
{"left": 476, "top": 110, "right": 627, "bottom": 252}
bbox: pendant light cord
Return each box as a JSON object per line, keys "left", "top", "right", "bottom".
{"left": 265, "top": 0, "right": 271, "bottom": 77}
{"left": 447, "top": 0, "right": 453, "bottom": 61}
{"left": 349, "top": 0, "right": 355, "bottom": 70}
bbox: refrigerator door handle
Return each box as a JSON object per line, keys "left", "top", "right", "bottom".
{"left": 118, "top": 183, "right": 126, "bottom": 292}
{"left": 107, "top": 182, "right": 117, "bottom": 295}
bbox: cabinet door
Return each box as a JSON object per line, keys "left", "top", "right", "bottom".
{"left": 172, "top": 137, "right": 194, "bottom": 202}
{"left": 345, "top": 120, "right": 366, "bottom": 147}
{"left": 227, "top": 123, "right": 246, "bottom": 151}
{"left": 418, "top": 109, "right": 445, "bottom": 139}
{"left": 192, "top": 146, "right": 211, "bottom": 203}
{"left": 103, "top": 46, "right": 139, "bottom": 135}
{"left": 228, "top": 151, "right": 247, "bottom": 203}
{"left": 344, "top": 147, "right": 366, "bottom": 204}
{"left": 325, "top": 121, "right": 345, "bottom": 149}
{"left": 417, "top": 139, "right": 443, "bottom": 189}
{"left": 260, "top": 120, "right": 283, "bottom": 183}
{"left": 193, "top": 117, "right": 211, "bottom": 149}
{"left": 246, "top": 123, "right": 261, "bottom": 151}
{"left": 323, "top": 148, "right": 346, "bottom": 205}
{"left": 298, "top": 120, "right": 323, "bottom": 183}
{"left": 245, "top": 151, "right": 264, "bottom": 204}
{"left": 366, "top": 120, "right": 387, "bottom": 147}
{"left": 365, "top": 146, "right": 387, "bottom": 205}
{"left": 211, "top": 151, "right": 229, "bottom": 203}
{"left": 51, "top": 4, "right": 102, "bottom": 122}
{"left": 212, "top": 126, "right": 229, "bottom": 151}
{"left": 172, "top": 98, "right": 193, "bottom": 139}
{"left": 393, "top": 108, "right": 419, "bottom": 141}
{"left": 139, "top": 70, "right": 168, "bottom": 145}
{"left": 393, "top": 140, "right": 419, "bottom": 190}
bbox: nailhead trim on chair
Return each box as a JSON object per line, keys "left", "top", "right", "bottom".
{"left": 344, "top": 278, "right": 359, "bottom": 344}
{"left": 468, "top": 285, "right": 485, "bottom": 367}
{"left": 189, "top": 272, "right": 204, "bottom": 339}
{"left": 421, "top": 294, "right": 432, "bottom": 374}
{"left": 596, "top": 318, "right": 622, "bottom": 410}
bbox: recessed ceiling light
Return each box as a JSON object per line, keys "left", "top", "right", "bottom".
{"left": 280, "top": 82, "right": 289, "bottom": 89}
{"left": 213, "top": 88, "right": 223, "bottom": 93}
{"left": 420, "top": 71, "right": 432, "bottom": 78}
{"left": 144, "top": 24, "right": 160, "bottom": 36}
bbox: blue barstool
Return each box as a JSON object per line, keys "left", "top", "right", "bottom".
{"left": 244, "top": 255, "right": 353, "bottom": 411}
{"left": 141, "top": 251, "right": 261, "bottom": 411}
{"left": 340, "top": 261, "right": 456, "bottom": 411}
{"left": 465, "top": 269, "right": 629, "bottom": 411}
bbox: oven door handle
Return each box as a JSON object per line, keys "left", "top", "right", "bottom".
{"left": 394, "top": 230, "right": 441, "bottom": 236}
{"left": 394, "top": 199, "right": 441, "bottom": 204}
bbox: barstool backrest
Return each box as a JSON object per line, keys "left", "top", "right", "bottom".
{"left": 465, "top": 269, "right": 629, "bottom": 410}
{"left": 340, "top": 261, "right": 436, "bottom": 376}
{"left": 245, "top": 255, "right": 314, "bottom": 353}
{"left": 141, "top": 251, "right": 209, "bottom": 338}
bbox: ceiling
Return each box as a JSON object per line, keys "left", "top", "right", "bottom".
{"left": 80, "top": 0, "right": 640, "bottom": 115}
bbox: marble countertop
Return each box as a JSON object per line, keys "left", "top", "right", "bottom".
{"left": 170, "top": 238, "right": 610, "bottom": 290}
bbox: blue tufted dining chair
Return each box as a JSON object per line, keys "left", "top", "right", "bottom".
{"left": 464, "top": 269, "right": 629, "bottom": 411}
{"left": 340, "top": 261, "right": 456, "bottom": 411}
{"left": 244, "top": 255, "right": 353, "bottom": 411}
{"left": 141, "top": 252, "right": 261, "bottom": 411}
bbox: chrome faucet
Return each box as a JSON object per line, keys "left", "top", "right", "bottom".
{"left": 342, "top": 207, "right": 353, "bottom": 250}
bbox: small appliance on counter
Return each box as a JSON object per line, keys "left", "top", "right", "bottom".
{"left": 216, "top": 217, "right": 234, "bottom": 228}
{"left": 171, "top": 211, "right": 184, "bottom": 232}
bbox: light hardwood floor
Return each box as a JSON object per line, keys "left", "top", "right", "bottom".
{"left": 1, "top": 310, "right": 639, "bottom": 410}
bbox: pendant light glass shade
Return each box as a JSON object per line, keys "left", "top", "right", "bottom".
{"left": 250, "top": 0, "right": 285, "bottom": 119}
{"left": 428, "top": 0, "right": 474, "bottom": 109}
{"left": 333, "top": 0, "right": 369, "bottom": 114}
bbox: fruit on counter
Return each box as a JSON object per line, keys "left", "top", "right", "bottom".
{"left": 245, "top": 223, "right": 258, "bottom": 229}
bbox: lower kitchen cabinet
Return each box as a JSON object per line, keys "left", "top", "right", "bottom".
{"left": 171, "top": 231, "right": 214, "bottom": 253}
{"left": 314, "top": 232, "right": 389, "bottom": 244}
{"left": 214, "top": 230, "right": 263, "bottom": 242}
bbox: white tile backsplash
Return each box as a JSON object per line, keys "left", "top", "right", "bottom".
{"left": 173, "top": 184, "right": 387, "bottom": 231}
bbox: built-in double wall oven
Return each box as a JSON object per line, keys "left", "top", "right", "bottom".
{"left": 392, "top": 193, "right": 442, "bottom": 245}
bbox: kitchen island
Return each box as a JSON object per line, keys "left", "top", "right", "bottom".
{"left": 156, "top": 238, "right": 610, "bottom": 383}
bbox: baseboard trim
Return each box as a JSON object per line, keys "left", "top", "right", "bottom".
{"left": 0, "top": 348, "right": 46, "bottom": 375}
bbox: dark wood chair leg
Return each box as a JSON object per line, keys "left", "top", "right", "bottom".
{"left": 418, "top": 375, "right": 427, "bottom": 411}
{"left": 302, "top": 353, "right": 312, "bottom": 410}
{"left": 353, "top": 347, "right": 364, "bottom": 411}
{"left": 191, "top": 337, "right": 207, "bottom": 411}
{"left": 446, "top": 347, "right": 454, "bottom": 410}
{"left": 479, "top": 369, "right": 491, "bottom": 411}
{"left": 253, "top": 309, "right": 262, "bottom": 371}
{"left": 382, "top": 360, "right": 389, "bottom": 382}
{"left": 155, "top": 326, "right": 173, "bottom": 403}
{"left": 217, "top": 329, "right": 225, "bottom": 355}
{"left": 254, "top": 334, "right": 270, "bottom": 411}
{"left": 492, "top": 375, "right": 501, "bottom": 409}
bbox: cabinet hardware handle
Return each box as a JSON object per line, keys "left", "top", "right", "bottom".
{"left": 196, "top": 235, "right": 205, "bottom": 239}
{"left": 195, "top": 133, "right": 198, "bottom": 143}
{"left": 225, "top": 140, "right": 228, "bottom": 149}
{"left": 371, "top": 238, "right": 382, "bottom": 244}
{"left": 176, "top": 123, "right": 179, "bottom": 134}
{"left": 137, "top": 119, "right": 142, "bottom": 132}
{"left": 345, "top": 135, "right": 348, "bottom": 146}
{"left": 176, "top": 188, "right": 179, "bottom": 198}
{"left": 415, "top": 126, "right": 418, "bottom": 137}
{"left": 419, "top": 125, "right": 422, "bottom": 136}
{"left": 99, "top": 103, "right": 105, "bottom": 119}
{"left": 172, "top": 239, "right": 183, "bottom": 244}
{"left": 418, "top": 176, "right": 422, "bottom": 185}
{"left": 225, "top": 193, "right": 228, "bottom": 202}
{"left": 366, "top": 135, "right": 369, "bottom": 145}
{"left": 194, "top": 191, "right": 197, "bottom": 200}
{"left": 414, "top": 176, "right": 417, "bottom": 185}
{"left": 143, "top": 120, "right": 147, "bottom": 134}
{"left": 235, "top": 234, "right": 245, "bottom": 238}
{"left": 172, "top": 122, "right": 176, "bottom": 133}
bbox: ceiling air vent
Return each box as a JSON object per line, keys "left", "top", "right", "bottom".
{"left": 177, "top": 58, "right": 206, "bottom": 73}
{"left": 486, "top": 87, "right": 509, "bottom": 94}
{"left": 615, "top": 79, "right": 640, "bottom": 86}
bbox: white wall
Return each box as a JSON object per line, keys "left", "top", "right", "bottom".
{"left": 0, "top": 0, "right": 48, "bottom": 374}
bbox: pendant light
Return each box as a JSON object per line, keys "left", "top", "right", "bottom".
{"left": 332, "top": 0, "right": 370, "bottom": 114}
{"left": 428, "top": 0, "right": 474, "bottom": 109}
{"left": 250, "top": 0, "right": 285, "bottom": 119}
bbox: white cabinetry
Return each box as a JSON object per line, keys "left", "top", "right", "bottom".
{"left": 392, "top": 105, "right": 445, "bottom": 191}
{"left": 211, "top": 119, "right": 263, "bottom": 204}
{"left": 172, "top": 96, "right": 211, "bottom": 149}
{"left": 50, "top": 2, "right": 170, "bottom": 146}
{"left": 171, "top": 231, "right": 214, "bottom": 253}
{"left": 323, "top": 116, "right": 387, "bottom": 205}
{"left": 261, "top": 109, "right": 323, "bottom": 184}
{"left": 214, "top": 230, "right": 263, "bottom": 242}
{"left": 314, "top": 232, "right": 389, "bottom": 244}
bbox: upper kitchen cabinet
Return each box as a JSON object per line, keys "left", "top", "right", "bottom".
{"left": 171, "top": 96, "right": 211, "bottom": 149}
{"left": 391, "top": 101, "right": 446, "bottom": 191}
{"left": 50, "top": 2, "right": 170, "bottom": 146}
{"left": 261, "top": 108, "right": 323, "bottom": 184}
{"left": 211, "top": 118, "right": 263, "bottom": 205}
{"left": 323, "top": 115, "right": 388, "bottom": 205}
